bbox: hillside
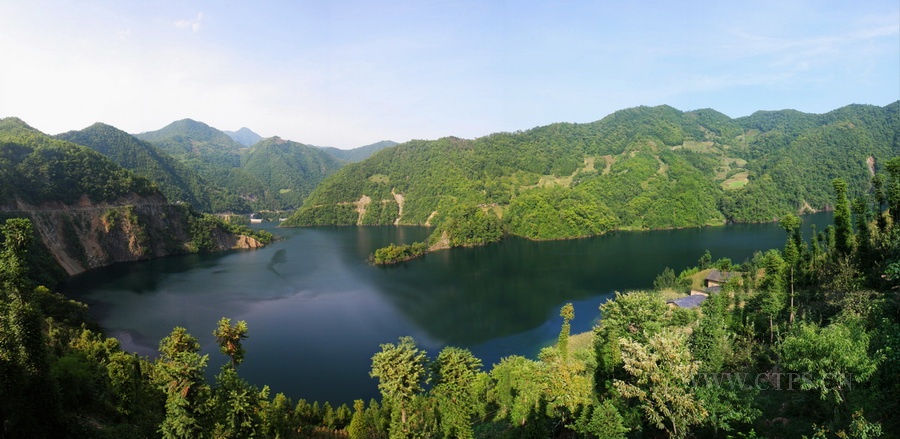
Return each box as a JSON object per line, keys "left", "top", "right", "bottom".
{"left": 135, "top": 119, "right": 345, "bottom": 211}
{"left": 241, "top": 137, "right": 344, "bottom": 209}
{"left": 0, "top": 118, "right": 267, "bottom": 277}
{"left": 56, "top": 123, "right": 219, "bottom": 211}
{"left": 135, "top": 119, "right": 263, "bottom": 212}
{"left": 320, "top": 140, "right": 398, "bottom": 163}
{"left": 224, "top": 126, "right": 263, "bottom": 146}
{"left": 284, "top": 102, "right": 900, "bottom": 240}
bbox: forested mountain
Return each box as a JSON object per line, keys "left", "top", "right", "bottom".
{"left": 285, "top": 102, "right": 900, "bottom": 242}
{"left": 241, "top": 137, "right": 344, "bottom": 209}
{"left": 56, "top": 123, "right": 219, "bottom": 211}
{"left": 0, "top": 118, "right": 157, "bottom": 206}
{"left": 135, "top": 119, "right": 262, "bottom": 212}
{"left": 224, "top": 126, "right": 263, "bottom": 146}
{"left": 320, "top": 140, "right": 398, "bottom": 163}
{"left": 135, "top": 119, "right": 345, "bottom": 211}
{"left": 0, "top": 118, "right": 271, "bottom": 278}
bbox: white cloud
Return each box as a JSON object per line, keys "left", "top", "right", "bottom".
{"left": 174, "top": 12, "right": 203, "bottom": 33}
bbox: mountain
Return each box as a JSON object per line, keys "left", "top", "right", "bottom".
{"left": 136, "top": 119, "right": 347, "bottom": 211}
{"left": 56, "top": 123, "right": 217, "bottom": 210}
{"left": 0, "top": 118, "right": 265, "bottom": 277}
{"left": 135, "top": 119, "right": 260, "bottom": 212}
{"left": 283, "top": 102, "right": 900, "bottom": 241}
{"left": 320, "top": 140, "right": 398, "bottom": 163}
{"left": 224, "top": 127, "right": 263, "bottom": 147}
{"left": 241, "top": 137, "right": 344, "bottom": 209}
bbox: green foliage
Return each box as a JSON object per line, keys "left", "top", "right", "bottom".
{"left": 132, "top": 119, "right": 344, "bottom": 212}
{"left": 428, "top": 205, "right": 504, "bottom": 248}
{"left": 506, "top": 186, "right": 617, "bottom": 239}
{"left": 613, "top": 331, "right": 707, "bottom": 439}
{"left": 780, "top": 320, "right": 880, "bottom": 405}
{"left": 833, "top": 179, "right": 855, "bottom": 255}
{"left": 57, "top": 123, "right": 221, "bottom": 211}
{"left": 156, "top": 327, "right": 210, "bottom": 439}
{"left": 653, "top": 267, "right": 678, "bottom": 291}
{"left": 240, "top": 137, "right": 344, "bottom": 210}
{"left": 213, "top": 317, "right": 249, "bottom": 369}
{"left": 371, "top": 241, "right": 428, "bottom": 265}
{"left": 369, "top": 336, "right": 429, "bottom": 433}
{"left": 557, "top": 303, "right": 574, "bottom": 360}
{"left": 431, "top": 347, "right": 485, "bottom": 439}
{"left": 0, "top": 118, "right": 157, "bottom": 205}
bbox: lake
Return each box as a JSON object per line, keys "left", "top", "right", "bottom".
{"left": 65, "top": 212, "right": 833, "bottom": 405}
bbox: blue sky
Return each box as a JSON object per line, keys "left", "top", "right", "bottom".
{"left": 1, "top": 1, "right": 897, "bottom": 148}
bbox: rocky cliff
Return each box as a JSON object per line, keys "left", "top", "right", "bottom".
{"left": 4, "top": 193, "right": 263, "bottom": 276}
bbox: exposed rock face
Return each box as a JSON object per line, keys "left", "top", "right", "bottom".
{"left": 6, "top": 193, "right": 263, "bottom": 275}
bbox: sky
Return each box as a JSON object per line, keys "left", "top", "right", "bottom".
{"left": 1, "top": 1, "right": 898, "bottom": 149}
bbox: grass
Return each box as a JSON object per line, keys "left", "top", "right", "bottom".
{"left": 568, "top": 331, "right": 595, "bottom": 355}
{"left": 722, "top": 171, "right": 749, "bottom": 190}
{"left": 368, "top": 174, "right": 389, "bottom": 184}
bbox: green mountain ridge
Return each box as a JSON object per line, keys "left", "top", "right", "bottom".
{"left": 134, "top": 119, "right": 345, "bottom": 212}
{"left": 319, "top": 140, "right": 399, "bottom": 163}
{"left": 241, "top": 136, "right": 344, "bottom": 209}
{"left": 284, "top": 102, "right": 900, "bottom": 241}
{"left": 56, "top": 123, "right": 219, "bottom": 210}
{"left": 0, "top": 117, "right": 267, "bottom": 279}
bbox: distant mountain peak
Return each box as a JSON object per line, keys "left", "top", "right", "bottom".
{"left": 225, "top": 127, "right": 263, "bottom": 147}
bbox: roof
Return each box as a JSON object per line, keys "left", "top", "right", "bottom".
{"left": 706, "top": 269, "right": 737, "bottom": 283}
{"left": 666, "top": 295, "right": 707, "bottom": 309}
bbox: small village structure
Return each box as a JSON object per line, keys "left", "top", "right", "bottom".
{"left": 667, "top": 269, "right": 739, "bottom": 309}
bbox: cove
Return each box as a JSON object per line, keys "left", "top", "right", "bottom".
{"left": 65, "top": 212, "right": 833, "bottom": 405}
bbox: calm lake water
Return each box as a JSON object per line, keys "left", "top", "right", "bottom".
{"left": 65, "top": 213, "right": 833, "bottom": 405}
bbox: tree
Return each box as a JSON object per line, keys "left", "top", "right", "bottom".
{"left": 756, "top": 250, "right": 786, "bottom": 343}
{"left": 885, "top": 157, "right": 900, "bottom": 224}
{"left": 780, "top": 215, "right": 801, "bottom": 325}
{"left": 613, "top": 331, "right": 707, "bottom": 438}
{"left": 156, "top": 327, "right": 210, "bottom": 439}
{"left": 780, "top": 320, "right": 880, "bottom": 406}
{"left": 0, "top": 218, "right": 62, "bottom": 437}
{"left": 213, "top": 317, "right": 249, "bottom": 369}
{"left": 594, "top": 291, "right": 667, "bottom": 389}
{"left": 832, "top": 178, "right": 855, "bottom": 256}
{"left": 369, "top": 336, "right": 428, "bottom": 437}
{"left": 487, "top": 355, "right": 544, "bottom": 428}
{"left": 557, "top": 303, "right": 575, "bottom": 360}
{"left": 572, "top": 400, "right": 629, "bottom": 439}
{"left": 698, "top": 250, "right": 712, "bottom": 270}
{"left": 431, "top": 347, "right": 485, "bottom": 439}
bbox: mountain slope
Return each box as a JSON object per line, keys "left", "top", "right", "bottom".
{"left": 0, "top": 118, "right": 265, "bottom": 276}
{"left": 224, "top": 127, "right": 263, "bottom": 147}
{"left": 284, "top": 103, "right": 900, "bottom": 239}
{"left": 57, "top": 123, "right": 218, "bottom": 210}
{"left": 320, "top": 140, "right": 398, "bottom": 163}
{"left": 240, "top": 137, "right": 344, "bottom": 209}
{"left": 135, "top": 119, "right": 262, "bottom": 212}
{"left": 136, "top": 119, "right": 347, "bottom": 211}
